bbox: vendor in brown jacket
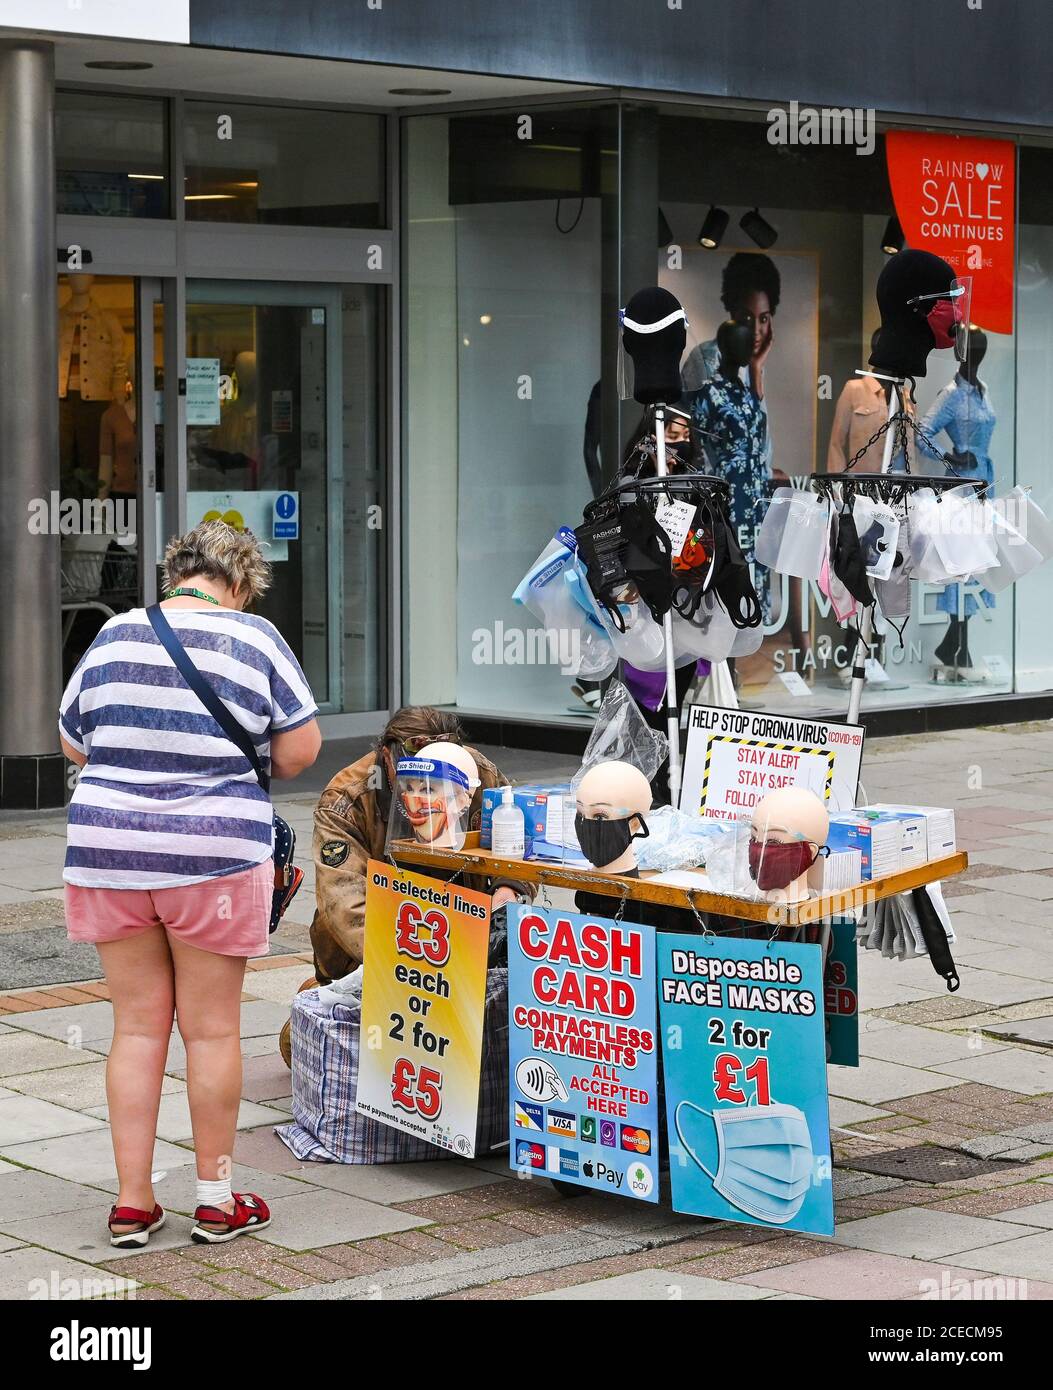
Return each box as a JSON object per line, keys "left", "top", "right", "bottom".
{"left": 309, "top": 706, "right": 533, "bottom": 983}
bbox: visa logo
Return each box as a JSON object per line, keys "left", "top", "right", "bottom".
{"left": 547, "top": 1108, "right": 576, "bottom": 1136}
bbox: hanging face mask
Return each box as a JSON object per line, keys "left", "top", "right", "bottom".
{"left": 818, "top": 517, "right": 857, "bottom": 623}
{"left": 748, "top": 834, "right": 822, "bottom": 892}
{"left": 850, "top": 495, "right": 900, "bottom": 581}
{"left": 832, "top": 502, "right": 875, "bottom": 606}
{"left": 705, "top": 512, "right": 763, "bottom": 629}
{"left": 675, "top": 1100, "right": 814, "bottom": 1225}
{"left": 573, "top": 811, "right": 649, "bottom": 869}
{"left": 619, "top": 498, "right": 675, "bottom": 623}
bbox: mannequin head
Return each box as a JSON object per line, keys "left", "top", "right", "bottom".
{"left": 959, "top": 326, "right": 987, "bottom": 384}
{"left": 621, "top": 286, "right": 687, "bottom": 405}
{"left": 869, "top": 249, "right": 959, "bottom": 378}
{"left": 749, "top": 786, "right": 829, "bottom": 903}
{"left": 716, "top": 319, "right": 754, "bottom": 375}
{"left": 397, "top": 741, "right": 479, "bottom": 848}
{"left": 575, "top": 760, "right": 652, "bottom": 874}
{"left": 65, "top": 274, "right": 96, "bottom": 301}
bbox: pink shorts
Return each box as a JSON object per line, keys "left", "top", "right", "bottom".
{"left": 64, "top": 860, "right": 273, "bottom": 958}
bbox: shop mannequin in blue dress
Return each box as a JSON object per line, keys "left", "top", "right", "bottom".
{"left": 919, "top": 329, "right": 995, "bottom": 681}
{"left": 692, "top": 319, "right": 771, "bottom": 618}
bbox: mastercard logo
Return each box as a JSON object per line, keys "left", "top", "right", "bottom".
{"left": 620, "top": 1126, "right": 651, "bottom": 1155}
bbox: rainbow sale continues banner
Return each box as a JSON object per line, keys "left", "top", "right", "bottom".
{"left": 886, "top": 131, "right": 1015, "bottom": 335}
{"left": 356, "top": 860, "right": 490, "bottom": 1156}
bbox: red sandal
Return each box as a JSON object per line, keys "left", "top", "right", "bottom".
{"left": 191, "top": 1192, "right": 271, "bottom": 1244}
{"left": 108, "top": 1203, "right": 166, "bottom": 1249}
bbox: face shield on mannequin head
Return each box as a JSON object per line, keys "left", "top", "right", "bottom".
{"left": 619, "top": 286, "right": 692, "bottom": 406}
{"left": 869, "top": 249, "right": 968, "bottom": 378}
{"left": 386, "top": 741, "right": 481, "bottom": 852}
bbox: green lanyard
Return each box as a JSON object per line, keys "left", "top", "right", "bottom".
{"left": 166, "top": 588, "right": 220, "bottom": 605}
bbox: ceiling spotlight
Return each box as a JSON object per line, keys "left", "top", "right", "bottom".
{"left": 739, "top": 207, "right": 778, "bottom": 249}
{"left": 388, "top": 87, "right": 453, "bottom": 96}
{"left": 698, "top": 206, "right": 729, "bottom": 250}
{"left": 84, "top": 60, "right": 154, "bottom": 71}
{"left": 658, "top": 207, "right": 673, "bottom": 248}
{"left": 881, "top": 214, "right": 905, "bottom": 255}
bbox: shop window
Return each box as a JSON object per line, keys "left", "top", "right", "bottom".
{"left": 56, "top": 91, "right": 168, "bottom": 218}
{"left": 183, "top": 102, "right": 385, "bottom": 227}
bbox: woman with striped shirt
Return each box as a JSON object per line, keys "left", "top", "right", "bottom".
{"left": 59, "top": 522, "right": 321, "bottom": 1248}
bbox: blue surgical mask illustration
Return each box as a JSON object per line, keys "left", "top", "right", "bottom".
{"left": 674, "top": 1099, "right": 814, "bottom": 1225}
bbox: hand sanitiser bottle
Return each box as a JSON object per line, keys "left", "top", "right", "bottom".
{"left": 492, "top": 785, "right": 525, "bottom": 858}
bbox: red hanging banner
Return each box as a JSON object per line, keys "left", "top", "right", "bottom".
{"left": 886, "top": 131, "right": 1015, "bottom": 335}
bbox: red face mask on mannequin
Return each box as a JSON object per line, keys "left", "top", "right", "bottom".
{"left": 748, "top": 836, "right": 820, "bottom": 892}
{"left": 925, "top": 297, "right": 960, "bottom": 351}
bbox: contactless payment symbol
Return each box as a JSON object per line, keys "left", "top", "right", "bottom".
{"left": 515, "top": 1057, "right": 569, "bottom": 1104}
{"left": 599, "top": 1120, "right": 617, "bottom": 1148}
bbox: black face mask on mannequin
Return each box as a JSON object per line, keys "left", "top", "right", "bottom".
{"left": 574, "top": 812, "right": 649, "bottom": 869}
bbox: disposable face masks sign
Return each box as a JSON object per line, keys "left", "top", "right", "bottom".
{"left": 675, "top": 1100, "right": 814, "bottom": 1224}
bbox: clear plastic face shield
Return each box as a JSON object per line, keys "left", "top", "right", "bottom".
{"left": 907, "top": 276, "right": 971, "bottom": 366}
{"left": 386, "top": 755, "right": 479, "bottom": 853}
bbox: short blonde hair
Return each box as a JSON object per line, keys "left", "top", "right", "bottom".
{"left": 162, "top": 521, "right": 272, "bottom": 603}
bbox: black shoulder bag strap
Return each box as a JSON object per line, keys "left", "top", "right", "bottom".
{"left": 146, "top": 604, "right": 270, "bottom": 795}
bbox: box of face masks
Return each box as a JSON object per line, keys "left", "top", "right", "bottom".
{"left": 481, "top": 784, "right": 571, "bottom": 856}
{"left": 808, "top": 848, "right": 863, "bottom": 894}
{"left": 826, "top": 810, "right": 925, "bottom": 880}
{"left": 865, "top": 804, "right": 956, "bottom": 862}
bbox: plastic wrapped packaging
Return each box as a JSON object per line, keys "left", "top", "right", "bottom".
{"left": 755, "top": 487, "right": 832, "bottom": 580}
{"left": 574, "top": 679, "right": 668, "bottom": 787}
{"left": 513, "top": 530, "right": 618, "bottom": 680}
{"left": 702, "top": 819, "right": 765, "bottom": 900}
{"left": 851, "top": 493, "right": 900, "bottom": 581}
{"left": 634, "top": 806, "right": 735, "bottom": 873}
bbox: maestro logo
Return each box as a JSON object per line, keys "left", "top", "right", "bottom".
{"left": 621, "top": 1125, "right": 651, "bottom": 1156}
{"left": 515, "top": 1139, "right": 545, "bottom": 1170}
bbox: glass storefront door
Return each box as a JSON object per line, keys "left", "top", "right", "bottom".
{"left": 184, "top": 282, "right": 385, "bottom": 716}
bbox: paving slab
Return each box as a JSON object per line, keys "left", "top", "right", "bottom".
{"left": 733, "top": 1248, "right": 1034, "bottom": 1301}
{"left": 991, "top": 1200, "right": 1053, "bottom": 1229}
{"left": 985, "top": 1016, "right": 1053, "bottom": 1047}
{"left": 0, "top": 1246, "right": 138, "bottom": 1301}
{"left": 0, "top": 1031, "right": 101, "bottom": 1077}
{"left": 3, "top": 1060, "right": 185, "bottom": 1111}
{"left": 828, "top": 1098, "right": 894, "bottom": 1128}
{"left": 0, "top": 1202, "right": 195, "bottom": 1263}
{"left": 82, "top": 1090, "right": 279, "bottom": 1142}
{"left": 928, "top": 1046, "right": 1053, "bottom": 1095}
{"left": 826, "top": 1058, "right": 961, "bottom": 1105}
{"left": 0, "top": 1129, "right": 194, "bottom": 1185}
{"left": 0, "top": 1166, "right": 118, "bottom": 1222}
{"left": 858, "top": 1021, "right": 1009, "bottom": 1068}
{"left": 946, "top": 1229, "right": 1053, "bottom": 1284}
{"left": 832, "top": 1207, "right": 1041, "bottom": 1259}
{"left": 248, "top": 1187, "right": 429, "bottom": 1250}
{"left": 3, "top": 1001, "right": 115, "bottom": 1046}
{"left": 528, "top": 1268, "right": 774, "bottom": 1300}
{"left": 0, "top": 1093, "right": 105, "bottom": 1144}
{"left": 239, "top": 966, "right": 315, "bottom": 1006}
{"left": 289, "top": 1158, "right": 511, "bottom": 1204}
{"left": 940, "top": 968, "right": 1053, "bottom": 1008}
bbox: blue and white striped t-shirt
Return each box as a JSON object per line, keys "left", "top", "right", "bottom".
{"left": 59, "top": 607, "right": 318, "bottom": 889}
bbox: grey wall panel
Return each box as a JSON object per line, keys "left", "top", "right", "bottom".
{"left": 191, "top": 0, "right": 1053, "bottom": 129}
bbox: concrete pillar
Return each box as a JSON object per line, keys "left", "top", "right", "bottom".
{"left": 0, "top": 42, "right": 64, "bottom": 808}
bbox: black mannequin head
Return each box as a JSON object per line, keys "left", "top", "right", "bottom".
{"left": 716, "top": 318, "right": 754, "bottom": 375}
{"left": 958, "top": 327, "right": 987, "bottom": 384}
{"left": 621, "top": 286, "right": 687, "bottom": 405}
{"left": 869, "top": 249, "right": 958, "bottom": 378}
